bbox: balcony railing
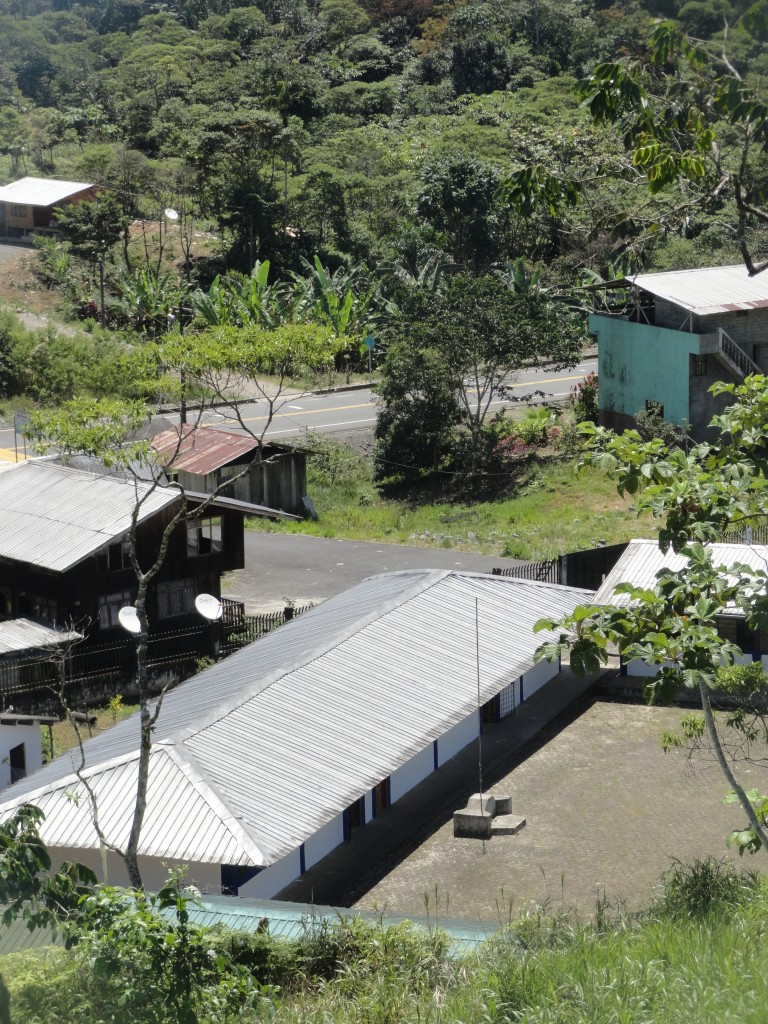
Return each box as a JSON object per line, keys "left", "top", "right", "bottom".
{"left": 716, "top": 328, "right": 761, "bottom": 380}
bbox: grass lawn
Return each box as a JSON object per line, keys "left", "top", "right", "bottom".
{"left": 250, "top": 454, "right": 658, "bottom": 560}
{"left": 45, "top": 699, "right": 139, "bottom": 762}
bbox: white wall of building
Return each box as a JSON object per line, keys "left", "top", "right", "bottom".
{"left": 521, "top": 659, "right": 555, "bottom": 699}
{"left": 304, "top": 814, "right": 344, "bottom": 870}
{"left": 623, "top": 654, "right": 768, "bottom": 677}
{"left": 239, "top": 848, "right": 302, "bottom": 899}
{"left": 51, "top": 847, "right": 222, "bottom": 894}
{"left": 0, "top": 722, "right": 43, "bottom": 790}
{"left": 389, "top": 743, "right": 434, "bottom": 803}
{"left": 437, "top": 714, "right": 478, "bottom": 766}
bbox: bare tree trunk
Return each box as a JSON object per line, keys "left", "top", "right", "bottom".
{"left": 123, "top": 581, "right": 151, "bottom": 890}
{"left": 699, "top": 678, "right": 768, "bottom": 853}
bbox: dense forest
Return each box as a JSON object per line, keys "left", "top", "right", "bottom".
{"left": 2, "top": 0, "right": 768, "bottom": 484}
{"left": 1, "top": 0, "right": 766, "bottom": 283}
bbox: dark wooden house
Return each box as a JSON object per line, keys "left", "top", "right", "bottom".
{"left": 0, "top": 461, "right": 247, "bottom": 637}
{"left": 152, "top": 425, "right": 308, "bottom": 515}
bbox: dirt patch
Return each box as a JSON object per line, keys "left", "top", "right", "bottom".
{"left": 354, "top": 700, "right": 768, "bottom": 919}
{"left": 0, "top": 243, "right": 63, "bottom": 318}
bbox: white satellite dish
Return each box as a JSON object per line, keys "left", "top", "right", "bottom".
{"left": 164, "top": 207, "right": 179, "bottom": 221}
{"left": 118, "top": 606, "right": 141, "bottom": 634}
{"left": 195, "top": 593, "right": 223, "bottom": 621}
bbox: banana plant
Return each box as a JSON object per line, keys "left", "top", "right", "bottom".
{"left": 116, "top": 267, "right": 188, "bottom": 336}
{"left": 288, "top": 256, "right": 378, "bottom": 338}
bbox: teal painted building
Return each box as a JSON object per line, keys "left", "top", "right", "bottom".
{"left": 590, "top": 316, "right": 701, "bottom": 427}
{"left": 590, "top": 266, "right": 768, "bottom": 438}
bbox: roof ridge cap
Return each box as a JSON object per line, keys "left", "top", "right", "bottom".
{"left": 160, "top": 745, "right": 270, "bottom": 866}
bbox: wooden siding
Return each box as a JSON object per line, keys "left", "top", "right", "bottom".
{"left": 0, "top": 500, "right": 245, "bottom": 637}
{"left": 0, "top": 186, "right": 97, "bottom": 236}
{"left": 174, "top": 449, "right": 307, "bottom": 514}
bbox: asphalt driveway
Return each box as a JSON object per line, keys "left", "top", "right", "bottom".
{"left": 222, "top": 532, "right": 525, "bottom": 611}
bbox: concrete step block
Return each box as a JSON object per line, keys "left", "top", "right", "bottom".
{"left": 490, "top": 813, "right": 526, "bottom": 836}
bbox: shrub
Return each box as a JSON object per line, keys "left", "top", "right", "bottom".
{"left": 716, "top": 662, "right": 768, "bottom": 698}
{"left": 653, "top": 857, "right": 760, "bottom": 919}
{"left": 570, "top": 370, "right": 598, "bottom": 423}
{"left": 633, "top": 403, "right": 691, "bottom": 449}
{"left": 515, "top": 407, "right": 557, "bottom": 446}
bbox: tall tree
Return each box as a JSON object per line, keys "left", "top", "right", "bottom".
{"left": 26, "top": 323, "right": 343, "bottom": 889}
{"left": 577, "top": 19, "right": 768, "bottom": 275}
{"left": 376, "top": 273, "right": 586, "bottom": 477}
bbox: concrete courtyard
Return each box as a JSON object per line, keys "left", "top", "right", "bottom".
{"left": 353, "top": 698, "right": 767, "bottom": 920}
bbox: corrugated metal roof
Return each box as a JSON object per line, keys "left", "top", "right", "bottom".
{"left": 0, "top": 462, "right": 178, "bottom": 572}
{"left": 0, "top": 618, "right": 80, "bottom": 656}
{"left": 0, "top": 571, "right": 593, "bottom": 869}
{"left": 183, "top": 490, "right": 299, "bottom": 521}
{"left": 0, "top": 176, "right": 93, "bottom": 206}
{"left": 630, "top": 265, "right": 768, "bottom": 316}
{"left": 153, "top": 425, "right": 260, "bottom": 474}
{"left": 594, "top": 538, "right": 768, "bottom": 614}
{"left": 0, "top": 896, "right": 495, "bottom": 956}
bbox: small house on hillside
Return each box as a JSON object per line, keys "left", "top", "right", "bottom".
{"left": 152, "top": 425, "right": 308, "bottom": 515}
{"left": 0, "top": 570, "right": 594, "bottom": 897}
{"left": 0, "top": 177, "right": 97, "bottom": 239}
{"left": 594, "top": 538, "right": 768, "bottom": 677}
{"left": 589, "top": 265, "right": 768, "bottom": 439}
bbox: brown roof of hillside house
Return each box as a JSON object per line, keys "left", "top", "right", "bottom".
{"left": 152, "top": 425, "right": 262, "bottom": 475}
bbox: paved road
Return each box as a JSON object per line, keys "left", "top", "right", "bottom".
{"left": 199, "top": 357, "right": 598, "bottom": 441}
{"left": 223, "top": 531, "right": 525, "bottom": 612}
{"left": 0, "top": 357, "right": 596, "bottom": 461}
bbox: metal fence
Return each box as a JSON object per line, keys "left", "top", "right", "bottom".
{"left": 493, "top": 542, "right": 629, "bottom": 592}
{"left": 492, "top": 560, "right": 559, "bottom": 584}
{"left": 722, "top": 525, "right": 768, "bottom": 545}
{"left": 0, "top": 602, "right": 314, "bottom": 711}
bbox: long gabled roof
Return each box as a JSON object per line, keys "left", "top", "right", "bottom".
{"left": 0, "top": 461, "right": 178, "bottom": 572}
{"left": 594, "top": 538, "right": 768, "bottom": 615}
{"left": 0, "top": 570, "right": 594, "bottom": 868}
{"left": 629, "top": 265, "right": 768, "bottom": 316}
{"left": 0, "top": 177, "right": 93, "bottom": 207}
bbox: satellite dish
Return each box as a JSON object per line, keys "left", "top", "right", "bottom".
{"left": 195, "top": 593, "right": 223, "bottom": 621}
{"left": 118, "top": 606, "right": 141, "bottom": 634}
{"left": 164, "top": 207, "right": 179, "bottom": 221}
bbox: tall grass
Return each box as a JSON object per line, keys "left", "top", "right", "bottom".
{"left": 4, "top": 862, "right": 768, "bottom": 1024}
{"left": 250, "top": 452, "right": 657, "bottom": 559}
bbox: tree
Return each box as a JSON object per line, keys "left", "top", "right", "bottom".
{"left": 0, "top": 804, "right": 96, "bottom": 1024}
{"left": 576, "top": 19, "right": 768, "bottom": 275}
{"left": 55, "top": 194, "right": 131, "bottom": 323}
{"left": 414, "top": 156, "right": 502, "bottom": 269}
{"left": 26, "top": 324, "right": 343, "bottom": 889}
{"left": 376, "top": 273, "right": 586, "bottom": 477}
{"left": 534, "top": 375, "right": 768, "bottom": 856}
{"left": 54, "top": 193, "right": 129, "bottom": 264}
{"left": 374, "top": 339, "right": 460, "bottom": 479}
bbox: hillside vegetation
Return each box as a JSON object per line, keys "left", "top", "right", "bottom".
{"left": 2, "top": 858, "right": 767, "bottom": 1024}
{"left": 0, "top": 0, "right": 763, "bottom": 286}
